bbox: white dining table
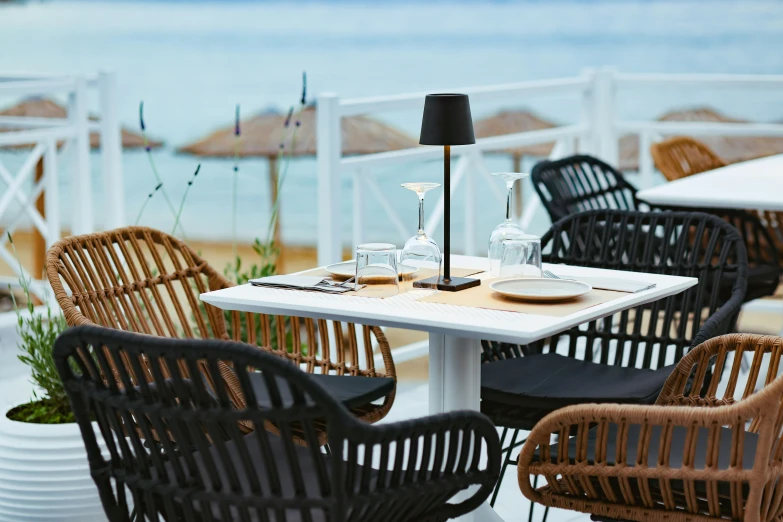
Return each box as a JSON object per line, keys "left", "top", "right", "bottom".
{"left": 200, "top": 255, "right": 697, "bottom": 522}
{"left": 637, "top": 153, "right": 783, "bottom": 211}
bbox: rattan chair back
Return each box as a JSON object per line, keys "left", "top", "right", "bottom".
{"left": 651, "top": 136, "right": 726, "bottom": 181}
{"left": 531, "top": 154, "right": 643, "bottom": 224}
{"left": 46, "top": 227, "right": 395, "bottom": 431}
{"left": 54, "top": 325, "right": 501, "bottom": 522}
{"left": 484, "top": 210, "right": 747, "bottom": 368}
{"left": 519, "top": 333, "right": 783, "bottom": 522}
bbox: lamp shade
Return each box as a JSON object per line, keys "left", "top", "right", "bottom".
{"left": 419, "top": 94, "right": 476, "bottom": 146}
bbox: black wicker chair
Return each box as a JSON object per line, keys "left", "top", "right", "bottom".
{"left": 481, "top": 209, "right": 748, "bottom": 513}
{"left": 54, "top": 325, "right": 501, "bottom": 522}
{"left": 531, "top": 154, "right": 780, "bottom": 302}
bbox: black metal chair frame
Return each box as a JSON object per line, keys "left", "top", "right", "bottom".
{"left": 55, "top": 325, "right": 502, "bottom": 522}
{"left": 481, "top": 209, "right": 749, "bottom": 514}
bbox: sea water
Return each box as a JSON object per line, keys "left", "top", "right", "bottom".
{"left": 1, "top": 0, "right": 782, "bottom": 249}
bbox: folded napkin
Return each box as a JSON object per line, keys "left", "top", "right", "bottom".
{"left": 249, "top": 275, "right": 358, "bottom": 294}
{"left": 552, "top": 274, "right": 656, "bottom": 293}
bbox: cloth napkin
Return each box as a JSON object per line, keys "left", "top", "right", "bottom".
{"left": 249, "top": 275, "right": 357, "bottom": 294}
{"left": 552, "top": 274, "right": 656, "bottom": 293}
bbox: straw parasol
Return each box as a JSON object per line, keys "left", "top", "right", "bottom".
{"left": 177, "top": 105, "right": 417, "bottom": 244}
{"left": 619, "top": 107, "right": 783, "bottom": 171}
{"left": 474, "top": 109, "right": 557, "bottom": 170}
{"left": 0, "top": 97, "right": 163, "bottom": 149}
{"left": 473, "top": 109, "right": 557, "bottom": 218}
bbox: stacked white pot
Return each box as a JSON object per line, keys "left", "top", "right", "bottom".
{"left": 0, "top": 412, "right": 108, "bottom": 521}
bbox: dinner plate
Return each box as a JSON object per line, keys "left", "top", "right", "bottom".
{"left": 325, "top": 261, "right": 419, "bottom": 279}
{"left": 489, "top": 278, "right": 592, "bottom": 302}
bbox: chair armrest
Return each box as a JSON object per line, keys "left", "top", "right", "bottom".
{"left": 518, "top": 401, "right": 765, "bottom": 509}
{"left": 657, "top": 333, "right": 783, "bottom": 408}
{"left": 341, "top": 411, "right": 501, "bottom": 519}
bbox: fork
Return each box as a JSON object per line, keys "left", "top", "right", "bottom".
{"left": 324, "top": 276, "right": 356, "bottom": 287}
{"left": 542, "top": 270, "right": 561, "bottom": 280}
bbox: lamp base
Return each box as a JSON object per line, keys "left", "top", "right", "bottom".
{"left": 413, "top": 276, "right": 480, "bottom": 292}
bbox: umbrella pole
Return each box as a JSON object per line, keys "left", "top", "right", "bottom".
{"left": 268, "top": 156, "right": 281, "bottom": 251}
{"left": 513, "top": 153, "right": 523, "bottom": 221}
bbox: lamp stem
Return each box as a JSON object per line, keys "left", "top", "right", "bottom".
{"left": 443, "top": 145, "right": 451, "bottom": 282}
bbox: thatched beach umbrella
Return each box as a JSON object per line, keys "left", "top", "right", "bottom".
{"left": 619, "top": 107, "right": 783, "bottom": 171}
{"left": 177, "top": 105, "right": 417, "bottom": 244}
{"left": 474, "top": 109, "right": 557, "bottom": 218}
{"left": 0, "top": 98, "right": 163, "bottom": 149}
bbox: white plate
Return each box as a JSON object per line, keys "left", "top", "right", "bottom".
{"left": 489, "top": 278, "right": 592, "bottom": 302}
{"left": 325, "top": 261, "right": 419, "bottom": 279}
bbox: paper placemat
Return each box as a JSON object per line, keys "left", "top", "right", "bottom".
{"left": 417, "top": 278, "right": 628, "bottom": 317}
{"left": 289, "top": 266, "right": 485, "bottom": 298}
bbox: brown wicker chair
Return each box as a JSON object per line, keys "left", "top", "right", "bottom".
{"left": 45, "top": 226, "right": 396, "bottom": 442}
{"left": 518, "top": 333, "right": 783, "bottom": 522}
{"left": 652, "top": 136, "right": 783, "bottom": 268}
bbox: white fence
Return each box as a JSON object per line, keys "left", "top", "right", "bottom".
{"left": 315, "top": 67, "right": 783, "bottom": 265}
{"left": 0, "top": 71, "right": 124, "bottom": 297}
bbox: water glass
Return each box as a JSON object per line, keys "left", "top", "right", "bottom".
{"left": 355, "top": 243, "right": 399, "bottom": 297}
{"left": 497, "top": 235, "right": 542, "bottom": 278}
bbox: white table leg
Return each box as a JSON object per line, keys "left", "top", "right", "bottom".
{"left": 428, "top": 333, "right": 506, "bottom": 522}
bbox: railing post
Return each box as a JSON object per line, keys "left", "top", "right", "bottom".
{"left": 593, "top": 66, "right": 618, "bottom": 166}
{"left": 69, "top": 75, "right": 93, "bottom": 235}
{"left": 44, "top": 138, "right": 60, "bottom": 248}
{"left": 317, "top": 93, "right": 342, "bottom": 265}
{"left": 638, "top": 131, "right": 655, "bottom": 188}
{"left": 352, "top": 169, "right": 366, "bottom": 254}
{"left": 578, "top": 67, "right": 597, "bottom": 155}
{"left": 98, "top": 70, "right": 124, "bottom": 230}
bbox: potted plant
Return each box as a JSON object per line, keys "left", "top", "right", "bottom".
{"left": 0, "top": 242, "right": 108, "bottom": 522}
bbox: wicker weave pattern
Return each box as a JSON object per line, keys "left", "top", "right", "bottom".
{"left": 519, "top": 333, "right": 783, "bottom": 522}
{"left": 532, "top": 155, "right": 645, "bottom": 223}
{"left": 652, "top": 137, "right": 783, "bottom": 268}
{"left": 54, "top": 326, "right": 501, "bottom": 522}
{"left": 45, "top": 227, "right": 395, "bottom": 431}
{"left": 651, "top": 136, "right": 726, "bottom": 182}
{"left": 483, "top": 210, "right": 747, "bottom": 368}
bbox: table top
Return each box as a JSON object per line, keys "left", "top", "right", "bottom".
{"left": 637, "top": 153, "right": 783, "bottom": 211}
{"left": 201, "top": 255, "right": 696, "bottom": 345}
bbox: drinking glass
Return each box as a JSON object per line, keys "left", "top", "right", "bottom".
{"left": 488, "top": 172, "right": 541, "bottom": 277}
{"left": 355, "top": 243, "right": 399, "bottom": 297}
{"left": 399, "top": 182, "right": 441, "bottom": 276}
{"left": 498, "top": 236, "right": 542, "bottom": 278}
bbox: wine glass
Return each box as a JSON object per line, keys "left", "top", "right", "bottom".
{"left": 399, "top": 182, "right": 441, "bottom": 278}
{"left": 488, "top": 172, "right": 541, "bottom": 277}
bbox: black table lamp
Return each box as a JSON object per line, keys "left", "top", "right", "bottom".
{"left": 414, "top": 94, "right": 480, "bottom": 292}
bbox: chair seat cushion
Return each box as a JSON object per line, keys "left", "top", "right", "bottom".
{"left": 164, "top": 432, "right": 369, "bottom": 522}
{"left": 249, "top": 372, "right": 394, "bottom": 409}
{"left": 481, "top": 353, "right": 674, "bottom": 410}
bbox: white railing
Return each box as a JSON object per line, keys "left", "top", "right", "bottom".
{"left": 0, "top": 71, "right": 124, "bottom": 299}
{"left": 316, "top": 69, "right": 607, "bottom": 265}
{"left": 316, "top": 67, "right": 783, "bottom": 265}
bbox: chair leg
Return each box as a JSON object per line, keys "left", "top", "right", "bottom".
{"left": 527, "top": 475, "right": 539, "bottom": 522}
{"left": 490, "top": 429, "right": 523, "bottom": 507}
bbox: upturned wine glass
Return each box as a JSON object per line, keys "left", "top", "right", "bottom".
{"left": 488, "top": 172, "right": 541, "bottom": 277}
{"left": 399, "top": 182, "right": 441, "bottom": 274}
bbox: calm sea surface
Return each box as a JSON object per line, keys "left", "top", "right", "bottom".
{"left": 1, "top": 0, "right": 783, "bottom": 248}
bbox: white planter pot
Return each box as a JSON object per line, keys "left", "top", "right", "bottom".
{"left": 0, "top": 408, "right": 108, "bottom": 522}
